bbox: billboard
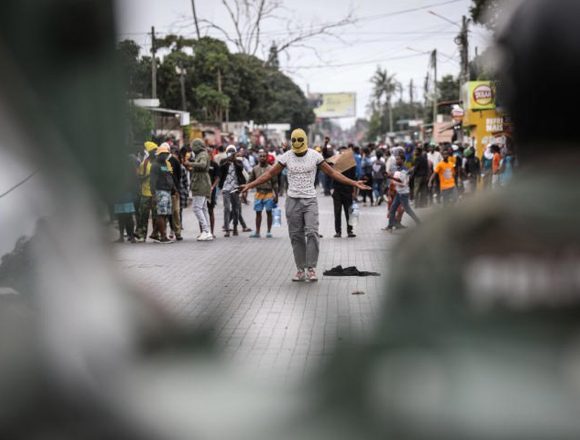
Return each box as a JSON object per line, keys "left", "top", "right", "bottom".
{"left": 312, "top": 92, "right": 356, "bottom": 118}
{"left": 462, "top": 81, "right": 496, "bottom": 111}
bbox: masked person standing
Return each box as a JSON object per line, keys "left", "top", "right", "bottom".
{"left": 241, "top": 128, "right": 370, "bottom": 282}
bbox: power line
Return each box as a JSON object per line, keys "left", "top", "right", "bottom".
{"left": 0, "top": 170, "right": 39, "bottom": 200}
{"left": 283, "top": 52, "right": 429, "bottom": 70}
{"left": 357, "top": 0, "right": 464, "bottom": 22}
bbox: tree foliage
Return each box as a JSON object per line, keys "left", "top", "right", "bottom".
{"left": 470, "top": 0, "right": 501, "bottom": 30}
{"left": 117, "top": 36, "right": 314, "bottom": 127}
{"left": 370, "top": 67, "right": 400, "bottom": 134}
{"left": 438, "top": 75, "right": 460, "bottom": 103}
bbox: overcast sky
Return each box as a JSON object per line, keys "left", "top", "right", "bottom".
{"left": 115, "top": 0, "right": 492, "bottom": 128}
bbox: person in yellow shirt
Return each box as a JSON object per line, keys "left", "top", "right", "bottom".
{"left": 135, "top": 141, "right": 158, "bottom": 241}
{"left": 429, "top": 149, "right": 456, "bottom": 206}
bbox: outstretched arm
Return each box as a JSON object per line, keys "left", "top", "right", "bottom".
{"left": 320, "top": 162, "right": 371, "bottom": 190}
{"left": 240, "top": 163, "right": 284, "bottom": 194}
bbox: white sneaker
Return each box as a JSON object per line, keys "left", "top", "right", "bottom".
{"left": 197, "top": 232, "right": 213, "bottom": 241}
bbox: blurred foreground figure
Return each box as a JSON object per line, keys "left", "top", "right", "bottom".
{"left": 3, "top": 0, "right": 580, "bottom": 440}
{"left": 299, "top": 0, "right": 580, "bottom": 439}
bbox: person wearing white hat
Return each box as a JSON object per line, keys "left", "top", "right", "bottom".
{"left": 219, "top": 145, "right": 247, "bottom": 237}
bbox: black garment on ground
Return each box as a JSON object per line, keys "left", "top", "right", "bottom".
{"left": 323, "top": 265, "right": 380, "bottom": 277}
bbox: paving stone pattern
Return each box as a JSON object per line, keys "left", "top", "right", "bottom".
{"left": 115, "top": 192, "right": 423, "bottom": 383}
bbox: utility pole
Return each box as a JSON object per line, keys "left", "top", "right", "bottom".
{"left": 176, "top": 64, "right": 187, "bottom": 111}
{"left": 150, "top": 26, "right": 157, "bottom": 99}
{"left": 409, "top": 78, "right": 418, "bottom": 120}
{"left": 456, "top": 15, "right": 470, "bottom": 87}
{"left": 190, "top": 0, "right": 201, "bottom": 39}
{"left": 432, "top": 49, "right": 438, "bottom": 124}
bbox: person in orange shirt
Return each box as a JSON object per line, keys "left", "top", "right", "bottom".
{"left": 428, "top": 149, "right": 456, "bottom": 206}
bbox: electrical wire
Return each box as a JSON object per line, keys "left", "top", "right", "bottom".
{"left": 0, "top": 170, "right": 39, "bottom": 200}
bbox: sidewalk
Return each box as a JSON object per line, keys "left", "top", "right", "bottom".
{"left": 114, "top": 192, "right": 423, "bottom": 383}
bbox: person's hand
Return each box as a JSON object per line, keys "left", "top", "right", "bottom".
{"left": 239, "top": 184, "right": 251, "bottom": 195}
{"left": 355, "top": 181, "right": 371, "bottom": 191}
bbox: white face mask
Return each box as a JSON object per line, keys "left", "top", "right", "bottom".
{"left": 227, "top": 152, "right": 234, "bottom": 158}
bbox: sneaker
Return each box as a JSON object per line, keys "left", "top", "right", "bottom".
{"left": 149, "top": 234, "right": 159, "bottom": 241}
{"left": 197, "top": 232, "right": 213, "bottom": 241}
{"left": 175, "top": 235, "right": 183, "bottom": 241}
{"left": 224, "top": 231, "right": 230, "bottom": 237}
{"left": 158, "top": 237, "right": 174, "bottom": 244}
{"left": 242, "top": 227, "right": 252, "bottom": 232}
{"left": 306, "top": 268, "right": 318, "bottom": 282}
{"left": 333, "top": 233, "right": 341, "bottom": 238}
{"left": 266, "top": 232, "right": 273, "bottom": 238}
{"left": 249, "top": 232, "right": 260, "bottom": 238}
{"left": 347, "top": 233, "right": 357, "bottom": 238}
{"left": 233, "top": 229, "right": 239, "bottom": 236}
{"left": 292, "top": 270, "right": 306, "bottom": 282}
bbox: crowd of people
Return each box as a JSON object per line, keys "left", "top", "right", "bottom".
{"left": 112, "top": 135, "right": 515, "bottom": 246}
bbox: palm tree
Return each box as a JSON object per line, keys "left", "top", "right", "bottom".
{"left": 371, "top": 67, "right": 400, "bottom": 134}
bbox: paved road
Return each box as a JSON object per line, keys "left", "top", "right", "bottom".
{"left": 115, "top": 192, "right": 425, "bottom": 383}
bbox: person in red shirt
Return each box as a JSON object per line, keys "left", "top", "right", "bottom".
{"left": 491, "top": 144, "right": 502, "bottom": 188}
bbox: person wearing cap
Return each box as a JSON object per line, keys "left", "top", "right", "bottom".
{"left": 190, "top": 139, "right": 214, "bottom": 241}
{"left": 149, "top": 143, "right": 175, "bottom": 243}
{"left": 135, "top": 141, "right": 158, "bottom": 241}
{"left": 240, "top": 128, "right": 370, "bottom": 282}
{"left": 219, "top": 145, "right": 247, "bottom": 237}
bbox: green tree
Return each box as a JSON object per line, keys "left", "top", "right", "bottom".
{"left": 371, "top": 67, "right": 400, "bottom": 134}
{"left": 470, "top": 0, "right": 501, "bottom": 30}
{"left": 119, "top": 35, "right": 314, "bottom": 127}
{"left": 438, "top": 75, "right": 460, "bottom": 103}
{"left": 127, "top": 104, "right": 153, "bottom": 148}
{"left": 266, "top": 42, "right": 280, "bottom": 69}
{"left": 117, "top": 40, "right": 151, "bottom": 98}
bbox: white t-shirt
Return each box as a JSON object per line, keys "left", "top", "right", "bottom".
{"left": 428, "top": 151, "right": 443, "bottom": 169}
{"left": 277, "top": 149, "right": 324, "bottom": 198}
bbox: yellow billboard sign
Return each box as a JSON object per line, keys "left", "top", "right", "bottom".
{"left": 312, "top": 93, "right": 356, "bottom": 118}
{"left": 462, "top": 81, "right": 496, "bottom": 111}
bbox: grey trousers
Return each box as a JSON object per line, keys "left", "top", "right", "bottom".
{"left": 285, "top": 197, "right": 320, "bottom": 269}
{"left": 223, "top": 191, "right": 240, "bottom": 230}
{"left": 192, "top": 196, "right": 210, "bottom": 233}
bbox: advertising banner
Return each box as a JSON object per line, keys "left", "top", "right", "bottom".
{"left": 463, "top": 81, "right": 496, "bottom": 111}
{"left": 312, "top": 93, "right": 356, "bottom": 118}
